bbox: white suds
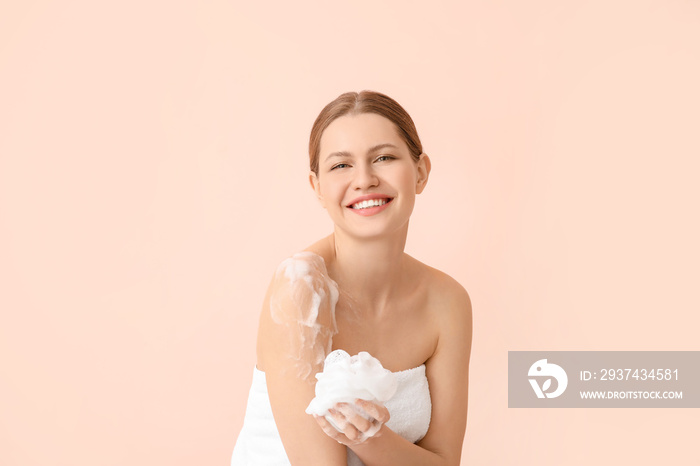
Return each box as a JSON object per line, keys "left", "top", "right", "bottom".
{"left": 269, "top": 252, "right": 340, "bottom": 381}
{"left": 306, "top": 350, "right": 398, "bottom": 441}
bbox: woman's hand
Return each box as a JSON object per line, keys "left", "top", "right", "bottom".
{"left": 313, "top": 399, "right": 390, "bottom": 446}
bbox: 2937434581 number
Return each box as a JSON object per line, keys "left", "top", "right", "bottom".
{"left": 600, "top": 368, "right": 678, "bottom": 381}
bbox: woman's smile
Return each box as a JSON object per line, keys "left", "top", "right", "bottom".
{"left": 347, "top": 197, "right": 394, "bottom": 216}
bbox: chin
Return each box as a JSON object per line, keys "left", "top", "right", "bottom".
{"left": 337, "top": 221, "right": 410, "bottom": 240}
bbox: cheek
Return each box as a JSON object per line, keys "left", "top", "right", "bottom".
{"left": 319, "top": 181, "right": 344, "bottom": 203}
{"left": 396, "top": 166, "right": 418, "bottom": 187}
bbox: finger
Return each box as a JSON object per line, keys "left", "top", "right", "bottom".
{"left": 336, "top": 403, "right": 372, "bottom": 432}
{"left": 314, "top": 415, "right": 347, "bottom": 443}
{"left": 328, "top": 408, "right": 349, "bottom": 430}
{"left": 341, "top": 420, "right": 362, "bottom": 442}
{"left": 326, "top": 409, "right": 364, "bottom": 445}
{"left": 355, "top": 399, "right": 390, "bottom": 423}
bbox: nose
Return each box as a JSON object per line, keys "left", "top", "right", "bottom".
{"left": 352, "top": 162, "right": 379, "bottom": 190}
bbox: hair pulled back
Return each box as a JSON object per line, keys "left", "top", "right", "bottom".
{"left": 309, "top": 90, "right": 423, "bottom": 176}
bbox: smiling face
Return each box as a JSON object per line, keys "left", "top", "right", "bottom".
{"left": 309, "top": 112, "right": 430, "bottom": 239}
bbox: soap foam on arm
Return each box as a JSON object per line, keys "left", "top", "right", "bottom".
{"left": 268, "top": 252, "right": 340, "bottom": 381}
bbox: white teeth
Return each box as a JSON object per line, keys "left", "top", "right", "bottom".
{"left": 351, "top": 198, "right": 389, "bottom": 209}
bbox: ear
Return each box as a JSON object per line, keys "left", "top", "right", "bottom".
{"left": 415, "top": 153, "right": 431, "bottom": 194}
{"left": 309, "top": 171, "right": 326, "bottom": 208}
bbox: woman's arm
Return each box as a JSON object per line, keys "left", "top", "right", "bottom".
{"left": 315, "top": 277, "right": 473, "bottom": 466}
{"left": 257, "top": 253, "right": 347, "bottom": 465}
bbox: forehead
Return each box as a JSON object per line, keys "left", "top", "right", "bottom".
{"left": 319, "top": 113, "right": 406, "bottom": 157}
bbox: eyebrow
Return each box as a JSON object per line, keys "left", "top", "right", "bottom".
{"left": 324, "top": 143, "right": 399, "bottom": 163}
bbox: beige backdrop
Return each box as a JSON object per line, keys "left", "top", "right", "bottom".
{"left": 1, "top": 1, "right": 698, "bottom": 465}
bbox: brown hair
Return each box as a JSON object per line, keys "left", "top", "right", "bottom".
{"left": 308, "top": 90, "right": 423, "bottom": 176}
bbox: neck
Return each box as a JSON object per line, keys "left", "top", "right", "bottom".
{"left": 324, "top": 223, "right": 409, "bottom": 313}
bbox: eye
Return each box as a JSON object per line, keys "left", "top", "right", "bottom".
{"left": 330, "top": 163, "right": 349, "bottom": 171}
{"left": 376, "top": 155, "right": 395, "bottom": 162}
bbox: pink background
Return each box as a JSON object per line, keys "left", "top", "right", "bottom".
{"left": 1, "top": 1, "right": 699, "bottom": 464}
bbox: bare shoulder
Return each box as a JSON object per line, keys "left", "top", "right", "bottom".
{"left": 409, "top": 256, "right": 472, "bottom": 319}
{"left": 256, "top": 244, "right": 339, "bottom": 377}
{"left": 301, "top": 235, "right": 335, "bottom": 265}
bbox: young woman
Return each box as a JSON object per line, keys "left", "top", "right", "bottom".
{"left": 231, "top": 90, "right": 472, "bottom": 465}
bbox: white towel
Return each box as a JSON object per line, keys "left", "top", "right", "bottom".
{"left": 231, "top": 363, "right": 431, "bottom": 466}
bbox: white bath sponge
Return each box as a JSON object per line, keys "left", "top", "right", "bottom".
{"left": 306, "top": 349, "right": 398, "bottom": 438}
